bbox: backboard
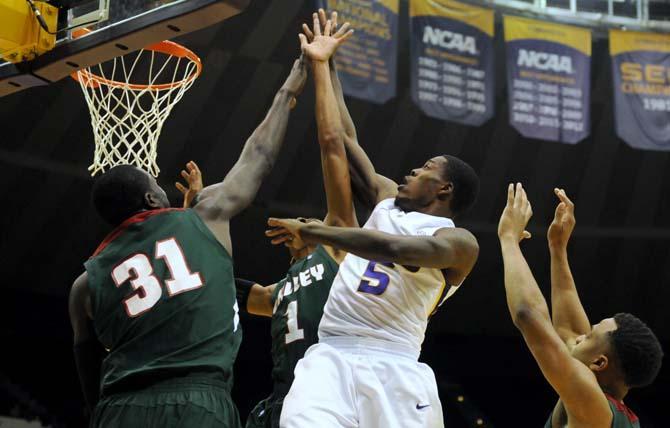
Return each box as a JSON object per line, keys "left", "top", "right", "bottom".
{"left": 0, "top": 0, "right": 249, "bottom": 98}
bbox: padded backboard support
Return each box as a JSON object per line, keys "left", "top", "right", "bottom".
{"left": 0, "top": 0, "right": 249, "bottom": 98}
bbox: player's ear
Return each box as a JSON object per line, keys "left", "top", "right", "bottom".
{"left": 589, "top": 355, "right": 609, "bottom": 372}
{"left": 437, "top": 181, "right": 454, "bottom": 200}
{"left": 144, "top": 192, "right": 163, "bottom": 209}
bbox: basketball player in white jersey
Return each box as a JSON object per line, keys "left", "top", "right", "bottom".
{"left": 265, "top": 13, "right": 480, "bottom": 428}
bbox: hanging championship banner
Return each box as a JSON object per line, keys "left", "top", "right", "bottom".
{"left": 504, "top": 16, "right": 591, "bottom": 144}
{"left": 410, "top": 0, "right": 494, "bottom": 126}
{"left": 610, "top": 30, "right": 670, "bottom": 151}
{"left": 317, "top": 0, "right": 398, "bottom": 104}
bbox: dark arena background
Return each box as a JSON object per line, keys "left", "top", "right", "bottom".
{"left": 0, "top": 0, "right": 668, "bottom": 427}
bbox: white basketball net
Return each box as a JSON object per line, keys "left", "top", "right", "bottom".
{"left": 74, "top": 44, "right": 200, "bottom": 176}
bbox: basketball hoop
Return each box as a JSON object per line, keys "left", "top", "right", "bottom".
{"left": 71, "top": 30, "right": 202, "bottom": 177}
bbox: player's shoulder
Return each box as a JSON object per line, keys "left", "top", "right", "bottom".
{"left": 371, "top": 198, "right": 397, "bottom": 213}
{"left": 434, "top": 227, "right": 479, "bottom": 257}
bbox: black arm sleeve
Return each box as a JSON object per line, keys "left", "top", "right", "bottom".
{"left": 235, "top": 278, "right": 255, "bottom": 314}
{"left": 73, "top": 332, "right": 104, "bottom": 411}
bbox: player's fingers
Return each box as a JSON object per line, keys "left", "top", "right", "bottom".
{"left": 175, "top": 182, "right": 187, "bottom": 194}
{"left": 558, "top": 188, "right": 574, "bottom": 211}
{"left": 331, "top": 11, "right": 338, "bottom": 30}
{"left": 506, "top": 183, "right": 514, "bottom": 206}
{"left": 302, "top": 23, "right": 314, "bottom": 40}
{"left": 298, "top": 33, "right": 308, "bottom": 52}
{"left": 191, "top": 161, "right": 201, "bottom": 175}
{"left": 338, "top": 29, "right": 354, "bottom": 44}
{"left": 271, "top": 235, "right": 293, "bottom": 245}
{"left": 265, "top": 227, "right": 288, "bottom": 237}
{"left": 181, "top": 170, "right": 189, "bottom": 181}
{"left": 324, "top": 19, "right": 332, "bottom": 37}
{"left": 555, "top": 202, "right": 565, "bottom": 218}
{"left": 313, "top": 13, "right": 321, "bottom": 36}
{"left": 318, "top": 8, "right": 327, "bottom": 29}
{"left": 522, "top": 231, "right": 532, "bottom": 240}
{"left": 513, "top": 183, "right": 523, "bottom": 208}
{"left": 334, "top": 22, "right": 351, "bottom": 38}
{"left": 267, "top": 217, "right": 288, "bottom": 228}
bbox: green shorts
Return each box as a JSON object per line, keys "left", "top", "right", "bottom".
{"left": 92, "top": 375, "right": 241, "bottom": 428}
{"left": 245, "top": 394, "right": 283, "bottom": 428}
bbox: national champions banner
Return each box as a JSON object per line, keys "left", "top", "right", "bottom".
{"left": 410, "top": 0, "right": 494, "bottom": 126}
{"left": 504, "top": 16, "right": 591, "bottom": 144}
{"left": 610, "top": 30, "right": 670, "bottom": 151}
{"left": 317, "top": 0, "right": 398, "bottom": 104}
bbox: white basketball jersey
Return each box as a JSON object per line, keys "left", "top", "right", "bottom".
{"left": 319, "top": 199, "right": 462, "bottom": 352}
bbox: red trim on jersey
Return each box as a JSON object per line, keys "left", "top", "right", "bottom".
{"left": 91, "top": 208, "right": 187, "bottom": 258}
{"left": 605, "top": 394, "right": 639, "bottom": 423}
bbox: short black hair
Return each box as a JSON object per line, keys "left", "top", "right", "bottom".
{"left": 441, "top": 155, "right": 480, "bottom": 217}
{"left": 610, "top": 313, "right": 663, "bottom": 388}
{"left": 91, "top": 165, "right": 152, "bottom": 226}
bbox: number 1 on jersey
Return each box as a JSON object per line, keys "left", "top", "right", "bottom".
{"left": 284, "top": 301, "right": 305, "bottom": 344}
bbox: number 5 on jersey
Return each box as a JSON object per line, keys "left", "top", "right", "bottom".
{"left": 112, "top": 238, "right": 203, "bottom": 317}
{"left": 357, "top": 261, "right": 390, "bottom": 295}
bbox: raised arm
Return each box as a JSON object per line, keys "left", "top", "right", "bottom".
{"left": 547, "top": 188, "right": 591, "bottom": 343}
{"left": 307, "top": 9, "right": 397, "bottom": 209}
{"left": 68, "top": 272, "right": 104, "bottom": 411}
{"left": 193, "top": 58, "right": 308, "bottom": 251}
{"left": 331, "top": 62, "right": 397, "bottom": 210}
{"left": 266, "top": 218, "right": 478, "bottom": 276}
{"left": 300, "top": 12, "right": 357, "bottom": 233}
{"left": 497, "top": 184, "right": 611, "bottom": 426}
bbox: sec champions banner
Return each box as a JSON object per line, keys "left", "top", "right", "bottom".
{"left": 317, "top": 0, "right": 398, "bottom": 104}
{"left": 610, "top": 30, "right": 670, "bottom": 151}
{"left": 504, "top": 16, "right": 591, "bottom": 144}
{"left": 410, "top": 0, "right": 494, "bottom": 126}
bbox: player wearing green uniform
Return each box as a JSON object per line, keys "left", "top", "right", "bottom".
{"left": 545, "top": 395, "right": 641, "bottom": 428}
{"left": 498, "top": 185, "right": 662, "bottom": 428}
{"left": 244, "top": 244, "right": 340, "bottom": 428}
{"left": 86, "top": 208, "right": 242, "bottom": 427}
{"left": 237, "top": 11, "right": 357, "bottom": 428}
{"left": 68, "top": 57, "right": 308, "bottom": 428}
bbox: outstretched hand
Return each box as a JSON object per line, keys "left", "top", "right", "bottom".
{"left": 176, "top": 161, "right": 203, "bottom": 208}
{"left": 498, "top": 183, "right": 533, "bottom": 243}
{"left": 299, "top": 10, "right": 353, "bottom": 63}
{"left": 266, "top": 217, "right": 309, "bottom": 247}
{"left": 302, "top": 9, "right": 340, "bottom": 70}
{"left": 547, "top": 188, "right": 575, "bottom": 250}
{"left": 281, "top": 55, "right": 308, "bottom": 109}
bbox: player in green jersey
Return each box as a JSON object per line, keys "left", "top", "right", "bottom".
{"left": 68, "top": 56, "right": 308, "bottom": 428}
{"left": 236, "top": 11, "right": 358, "bottom": 428}
{"left": 498, "top": 184, "right": 663, "bottom": 428}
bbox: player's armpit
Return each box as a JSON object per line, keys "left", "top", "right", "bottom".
{"left": 515, "top": 310, "right": 613, "bottom": 427}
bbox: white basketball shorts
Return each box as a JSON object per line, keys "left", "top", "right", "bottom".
{"left": 279, "top": 336, "right": 444, "bottom": 428}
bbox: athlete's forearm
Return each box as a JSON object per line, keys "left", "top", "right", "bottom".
{"left": 314, "top": 61, "right": 345, "bottom": 147}
{"left": 549, "top": 246, "right": 591, "bottom": 339}
{"left": 300, "top": 223, "right": 449, "bottom": 268}
{"left": 329, "top": 61, "right": 389, "bottom": 208}
{"left": 330, "top": 59, "right": 356, "bottom": 140}
{"left": 500, "top": 237, "right": 551, "bottom": 328}
{"left": 200, "top": 88, "right": 294, "bottom": 218}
